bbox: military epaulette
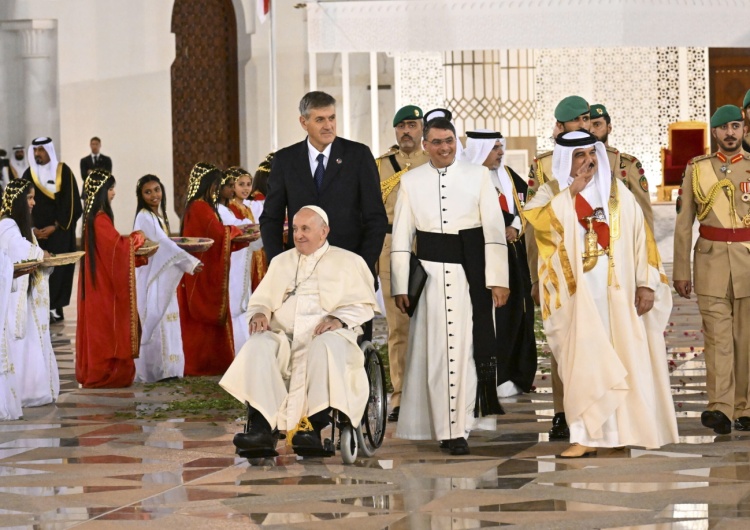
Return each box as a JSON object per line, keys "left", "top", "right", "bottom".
{"left": 376, "top": 145, "right": 399, "bottom": 159}
{"left": 605, "top": 146, "right": 619, "bottom": 155}
{"left": 534, "top": 150, "right": 553, "bottom": 161}
{"left": 690, "top": 153, "right": 713, "bottom": 164}
{"left": 619, "top": 152, "right": 637, "bottom": 163}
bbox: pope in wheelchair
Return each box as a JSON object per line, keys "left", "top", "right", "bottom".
{"left": 220, "top": 205, "right": 380, "bottom": 458}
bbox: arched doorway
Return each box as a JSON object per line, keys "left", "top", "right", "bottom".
{"left": 171, "top": 0, "right": 240, "bottom": 216}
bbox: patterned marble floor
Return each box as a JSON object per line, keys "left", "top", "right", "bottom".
{"left": 1, "top": 265, "right": 748, "bottom": 530}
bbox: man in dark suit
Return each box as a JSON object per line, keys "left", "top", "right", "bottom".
{"left": 260, "top": 91, "right": 387, "bottom": 276}
{"left": 80, "top": 136, "right": 112, "bottom": 182}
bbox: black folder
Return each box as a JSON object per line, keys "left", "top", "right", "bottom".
{"left": 407, "top": 253, "right": 427, "bottom": 317}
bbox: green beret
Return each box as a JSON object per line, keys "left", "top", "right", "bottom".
{"left": 393, "top": 105, "right": 423, "bottom": 127}
{"left": 710, "top": 105, "right": 743, "bottom": 128}
{"left": 554, "top": 96, "right": 589, "bottom": 122}
{"left": 743, "top": 90, "right": 750, "bottom": 110}
{"left": 589, "top": 103, "right": 608, "bottom": 119}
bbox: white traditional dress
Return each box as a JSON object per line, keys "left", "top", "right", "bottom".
{"left": 524, "top": 177, "right": 678, "bottom": 448}
{"left": 391, "top": 159, "right": 509, "bottom": 441}
{"left": 0, "top": 218, "right": 58, "bottom": 407}
{"left": 133, "top": 209, "right": 200, "bottom": 382}
{"left": 220, "top": 242, "right": 379, "bottom": 431}
{"left": 0, "top": 247, "right": 22, "bottom": 419}
{"left": 218, "top": 203, "right": 262, "bottom": 354}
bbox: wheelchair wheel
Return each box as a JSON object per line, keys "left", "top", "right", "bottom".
{"left": 359, "top": 341, "right": 387, "bottom": 455}
{"left": 340, "top": 424, "right": 358, "bottom": 464}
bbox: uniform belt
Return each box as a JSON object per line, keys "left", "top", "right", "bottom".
{"left": 385, "top": 224, "right": 392, "bottom": 234}
{"left": 415, "top": 230, "right": 462, "bottom": 263}
{"left": 699, "top": 224, "right": 750, "bottom": 242}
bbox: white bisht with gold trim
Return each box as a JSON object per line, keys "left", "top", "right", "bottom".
{"left": 524, "top": 179, "right": 678, "bottom": 448}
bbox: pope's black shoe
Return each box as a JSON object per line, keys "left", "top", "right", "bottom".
{"left": 549, "top": 412, "right": 570, "bottom": 440}
{"left": 701, "top": 410, "right": 732, "bottom": 435}
{"left": 449, "top": 437, "right": 470, "bottom": 456}
{"left": 388, "top": 406, "right": 400, "bottom": 422}
{"left": 439, "top": 439, "right": 450, "bottom": 450}
{"left": 233, "top": 430, "right": 277, "bottom": 452}
{"left": 734, "top": 416, "right": 750, "bottom": 431}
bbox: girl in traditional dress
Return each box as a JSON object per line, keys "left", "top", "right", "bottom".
{"left": 133, "top": 175, "right": 202, "bottom": 382}
{"left": 76, "top": 170, "right": 149, "bottom": 388}
{"left": 0, "top": 179, "right": 55, "bottom": 409}
{"left": 0, "top": 247, "right": 21, "bottom": 419}
{"left": 247, "top": 157, "right": 271, "bottom": 289}
{"left": 177, "top": 163, "right": 245, "bottom": 375}
{"left": 222, "top": 167, "right": 263, "bottom": 353}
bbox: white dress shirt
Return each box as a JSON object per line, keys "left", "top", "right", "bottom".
{"left": 307, "top": 140, "right": 332, "bottom": 178}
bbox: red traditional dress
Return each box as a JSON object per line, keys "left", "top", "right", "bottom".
{"left": 230, "top": 198, "right": 268, "bottom": 291}
{"left": 178, "top": 200, "right": 242, "bottom": 376}
{"left": 76, "top": 212, "right": 145, "bottom": 388}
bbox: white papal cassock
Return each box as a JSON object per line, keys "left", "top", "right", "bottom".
{"left": 219, "top": 242, "right": 379, "bottom": 431}
{"left": 391, "top": 160, "right": 509, "bottom": 441}
{"left": 524, "top": 179, "right": 678, "bottom": 448}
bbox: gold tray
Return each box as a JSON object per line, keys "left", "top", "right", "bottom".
{"left": 135, "top": 240, "right": 159, "bottom": 256}
{"left": 41, "top": 251, "right": 86, "bottom": 268}
{"left": 170, "top": 237, "right": 214, "bottom": 253}
{"left": 13, "top": 259, "right": 42, "bottom": 275}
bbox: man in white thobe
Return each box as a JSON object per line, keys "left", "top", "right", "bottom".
{"left": 391, "top": 117, "right": 510, "bottom": 456}
{"left": 220, "top": 206, "right": 379, "bottom": 456}
{"left": 523, "top": 131, "right": 678, "bottom": 457}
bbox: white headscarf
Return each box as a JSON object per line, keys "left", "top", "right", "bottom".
{"left": 9, "top": 145, "right": 28, "bottom": 177}
{"left": 463, "top": 130, "right": 516, "bottom": 214}
{"left": 552, "top": 130, "right": 611, "bottom": 220}
{"left": 28, "top": 137, "right": 59, "bottom": 193}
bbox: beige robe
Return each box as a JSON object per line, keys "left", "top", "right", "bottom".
{"left": 524, "top": 179, "right": 678, "bottom": 448}
{"left": 219, "top": 242, "right": 379, "bottom": 431}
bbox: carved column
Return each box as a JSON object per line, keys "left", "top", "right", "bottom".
{"left": 1, "top": 19, "right": 59, "bottom": 144}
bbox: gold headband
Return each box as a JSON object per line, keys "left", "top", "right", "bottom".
{"left": 0, "top": 179, "right": 31, "bottom": 217}
{"left": 256, "top": 152, "right": 274, "bottom": 173}
{"left": 84, "top": 169, "right": 112, "bottom": 219}
{"left": 186, "top": 162, "right": 217, "bottom": 203}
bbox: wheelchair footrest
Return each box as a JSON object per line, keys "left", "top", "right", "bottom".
{"left": 237, "top": 447, "right": 279, "bottom": 459}
{"left": 293, "top": 438, "right": 335, "bottom": 458}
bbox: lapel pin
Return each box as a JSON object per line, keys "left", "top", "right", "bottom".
{"left": 336, "top": 158, "right": 342, "bottom": 164}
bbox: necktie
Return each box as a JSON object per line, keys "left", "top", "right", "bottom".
{"left": 94, "top": 155, "right": 98, "bottom": 165}
{"left": 313, "top": 153, "right": 325, "bottom": 191}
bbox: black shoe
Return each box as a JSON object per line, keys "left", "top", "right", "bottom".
{"left": 57, "top": 307, "right": 65, "bottom": 321}
{"left": 701, "top": 410, "right": 732, "bottom": 435}
{"left": 439, "top": 439, "right": 450, "bottom": 450}
{"left": 291, "top": 430, "right": 323, "bottom": 450}
{"left": 449, "top": 437, "right": 470, "bottom": 456}
{"left": 233, "top": 430, "right": 277, "bottom": 452}
{"left": 549, "top": 412, "right": 570, "bottom": 440}
{"left": 388, "top": 406, "right": 400, "bottom": 422}
{"left": 734, "top": 416, "right": 750, "bottom": 431}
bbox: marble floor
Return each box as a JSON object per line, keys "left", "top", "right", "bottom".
{"left": 1, "top": 264, "right": 747, "bottom": 530}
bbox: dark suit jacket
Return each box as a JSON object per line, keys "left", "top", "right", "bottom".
{"left": 260, "top": 136, "right": 387, "bottom": 273}
{"left": 80, "top": 153, "right": 112, "bottom": 181}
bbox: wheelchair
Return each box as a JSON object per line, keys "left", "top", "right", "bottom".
{"left": 237, "top": 339, "right": 388, "bottom": 465}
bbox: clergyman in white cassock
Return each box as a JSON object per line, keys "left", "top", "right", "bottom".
{"left": 220, "top": 206, "right": 379, "bottom": 455}
{"left": 391, "top": 117, "right": 509, "bottom": 456}
{"left": 523, "top": 131, "right": 678, "bottom": 458}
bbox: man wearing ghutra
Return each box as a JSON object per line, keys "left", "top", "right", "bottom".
{"left": 524, "top": 130, "right": 677, "bottom": 457}
{"left": 220, "top": 206, "right": 379, "bottom": 457}
{"left": 462, "top": 130, "right": 537, "bottom": 398}
{"left": 23, "top": 137, "right": 82, "bottom": 322}
{"left": 391, "top": 117, "right": 510, "bottom": 456}
{"left": 674, "top": 104, "right": 750, "bottom": 435}
{"left": 9, "top": 145, "right": 29, "bottom": 180}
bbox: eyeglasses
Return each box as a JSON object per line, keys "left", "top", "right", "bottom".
{"left": 428, "top": 137, "right": 455, "bottom": 147}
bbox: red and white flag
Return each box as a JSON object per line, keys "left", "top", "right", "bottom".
{"left": 257, "top": 0, "right": 270, "bottom": 23}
